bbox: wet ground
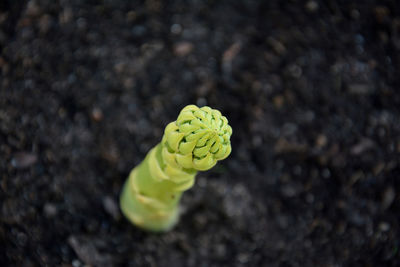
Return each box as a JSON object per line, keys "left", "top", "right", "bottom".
{"left": 1, "top": 0, "right": 400, "bottom": 266}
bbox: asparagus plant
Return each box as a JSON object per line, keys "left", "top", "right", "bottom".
{"left": 120, "top": 105, "right": 232, "bottom": 232}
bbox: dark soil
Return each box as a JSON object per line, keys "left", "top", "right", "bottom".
{"left": 1, "top": 0, "right": 400, "bottom": 266}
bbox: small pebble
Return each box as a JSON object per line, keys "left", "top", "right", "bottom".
{"left": 281, "top": 185, "right": 297, "bottom": 197}
{"left": 170, "top": 24, "right": 182, "bottom": 34}
{"left": 174, "top": 42, "right": 194, "bottom": 57}
{"left": 44, "top": 203, "right": 57, "bottom": 217}
{"left": 11, "top": 152, "right": 37, "bottom": 169}
{"left": 72, "top": 259, "right": 81, "bottom": 267}
{"left": 103, "top": 196, "right": 120, "bottom": 220}
{"left": 351, "top": 9, "right": 360, "bottom": 19}
{"left": 305, "top": 1, "right": 319, "bottom": 12}
{"left": 132, "top": 25, "right": 146, "bottom": 37}
{"left": 316, "top": 134, "right": 328, "bottom": 148}
{"left": 348, "top": 83, "right": 372, "bottom": 95}
{"left": 39, "top": 14, "right": 52, "bottom": 34}
{"left": 273, "top": 95, "right": 284, "bottom": 108}
{"left": 322, "top": 168, "right": 331, "bottom": 179}
{"left": 196, "top": 97, "right": 207, "bottom": 107}
{"left": 237, "top": 253, "right": 250, "bottom": 263}
{"left": 26, "top": 0, "right": 41, "bottom": 17}
{"left": 252, "top": 135, "right": 262, "bottom": 146}
{"left": 382, "top": 187, "right": 395, "bottom": 210}
{"left": 126, "top": 10, "right": 137, "bottom": 22}
{"left": 267, "top": 37, "right": 286, "bottom": 55}
{"left": 17, "top": 232, "right": 28, "bottom": 246}
{"left": 91, "top": 108, "right": 103, "bottom": 122}
{"left": 378, "top": 222, "right": 390, "bottom": 232}
{"left": 350, "top": 138, "right": 375, "bottom": 155}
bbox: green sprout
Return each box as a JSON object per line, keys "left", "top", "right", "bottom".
{"left": 120, "top": 105, "right": 232, "bottom": 232}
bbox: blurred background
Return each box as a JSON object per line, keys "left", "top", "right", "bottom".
{"left": 1, "top": 0, "right": 399, "bottom": 266}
